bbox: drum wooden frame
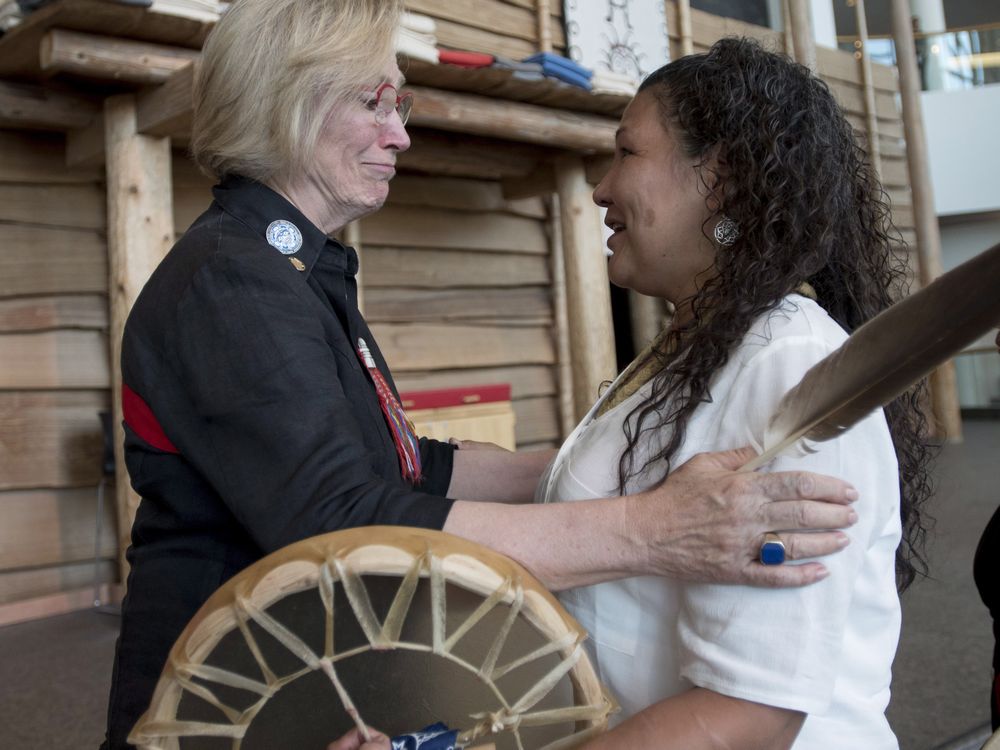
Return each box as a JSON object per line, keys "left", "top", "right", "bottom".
{"left": 130, "top": 526, "right": 615, "bottom": 749}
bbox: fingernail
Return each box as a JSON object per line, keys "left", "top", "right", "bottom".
{"left": 815, "top": 567, "right": 830, "bottom": 581}
{"left": 837, "top": 533, "right": 851, "bottom": 548}
{"left": 845, "top": 487, "right": 859, "bottom": 501}
{"left": 847, "top": 510, "right": 859, "bottom": 524}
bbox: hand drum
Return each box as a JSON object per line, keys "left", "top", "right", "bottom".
{"left": 129, "top": 526, "right": 616, "bottom": 749}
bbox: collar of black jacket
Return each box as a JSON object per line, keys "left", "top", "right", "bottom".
{"left": 210, "top": 174, "right": 359, "bottom": 278}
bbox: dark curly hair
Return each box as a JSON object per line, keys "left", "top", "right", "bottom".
{"left": 617, "top": 37, "right": 933, "bottom": 591}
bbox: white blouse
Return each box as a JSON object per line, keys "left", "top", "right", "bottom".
{"left": 538, "top": 295, "right": 902, "bottom": 749}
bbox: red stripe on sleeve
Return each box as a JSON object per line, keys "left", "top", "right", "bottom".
{"left": 122, "top": 383, "right": 180, "bottom": 454}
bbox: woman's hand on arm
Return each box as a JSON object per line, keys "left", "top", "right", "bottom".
{"left": 443, "top": 444, "right": 857, "bottom": 591}
{"left": 581, "top": 688, "right": 804, "bottom": 750}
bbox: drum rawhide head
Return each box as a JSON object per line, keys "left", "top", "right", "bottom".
{"left": 129, "top": 526, "right": 616, "bottom": 749}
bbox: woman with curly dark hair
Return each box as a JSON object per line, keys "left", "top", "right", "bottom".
{"left": 540, "top": 37, "right": 933, "bottom": 748}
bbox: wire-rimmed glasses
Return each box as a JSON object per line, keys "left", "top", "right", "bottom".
{"left": 369, "top": 82, "right": 413, "bottom": 126}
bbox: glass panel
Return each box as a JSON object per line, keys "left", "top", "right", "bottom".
{"left": 839, "top": 25, "right": 1000, "bottom": 92}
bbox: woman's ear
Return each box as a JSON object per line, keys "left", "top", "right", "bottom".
{"left": 702, "top": 142, "right": 730, "bottom": 210}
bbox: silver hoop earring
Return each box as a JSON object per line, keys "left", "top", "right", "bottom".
{"left": 713, "top": 216, "right": 740, "bottom": 246}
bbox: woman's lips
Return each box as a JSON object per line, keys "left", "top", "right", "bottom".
{"left": 605, "top": 228, "right": 623, "bottom": 257}
{"left": 365, "top": 162, "right": 396, "bottom": 177}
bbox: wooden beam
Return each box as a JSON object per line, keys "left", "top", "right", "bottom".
{"left": 362, "top": 247, "right": 551, "bottom": 288}
{"left": 512, "top": 395, "right": 560, "bottom": 444}
{"left": 536, "top": 0, "right": 553, "bottom": 53}
{"left": 40, "top": 28, "right": 198, "bottom": 84}
{"left": 0, "top": 330, "right": 110, "bottom": 389}
{"left": 0, "top": 583, "right": 121, "bottom": 628}
{"left": 405, "top": 0, "right": 564, "bottom": 46}
{"left": 851, "top": 0, "right": 882, "bottom": 178}
{"left": 0, "top": 225, "right": 107, "bottom": 297}
{"left": 501, "top": 164, "right": 556, "bottom": 200}
{"left": 370, "top": 322, "right": 555, "bottom": 371}
{"left": 0, "top": 560, "right": 116, "bottom": 607}
{"left": 0, "top": 0, "right": 212, "bottom": 80}
{"left": 360, "top": 204, "right": 549, "bottom": 254}
{"left": 0, "top": 391, "right": 108, "bottom": 491}
{"left": 403, "top": 129, "right": 545, "bottom": 180}
{"left": 786, "top": 0, "right": 817, "bottom": 72}
{"left": 629, "top": 291, "right": 667, "bottom": 351}
{"left": 104, "top": 94, "right": 174, "bottom": 577}
{"left": 394, "top": 365, "right": 556, "bottom": 400}
{"left": 433, "top": 17, "right": 542, "bottom": 60}
{"left": 389, "top": 175, "right": 546, "bottom": 218}
{"left": 781, "top": 0, "right": 796, "bottom": 58}
{"left": 67, "top": 111, "right": 106, "bottom": 168}
{"left": 554, "top": 154, "right": 616, "bottom": 420}
{"left": 0, "top": 294, "right": 107, "bottom": 333}
{"left": 549, "top": 195, "right": 576, "bottom": 439}
{"left": 0, "top": 488, "right": 117, "bottom": 570}
{"left": 0, "top": 130, "right": 101, "bottom": 183}
{"left": 675, "top": 0, "right": 694, "bottom": 56}
{"left": 0, "top": 181, "right": 105, "bottom": 229}
{"left": 136, "top": 60, "right": 197, "bottom": 137}
{"left": 0, "top": 79, "right": 98, "bottom": 130}
{"left": 408, "top": 85, "right": 617, "bottom": 153}
{"left": 363, "top": 287, "right": 551, "bottom": 323}
{"left": 888, "top": 0, "right": 961, "bottom": 441}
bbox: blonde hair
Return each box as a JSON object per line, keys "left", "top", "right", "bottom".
{"left": 192, "top": 0, "right": 402, "bottom": 183}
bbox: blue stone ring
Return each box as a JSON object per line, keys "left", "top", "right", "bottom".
{"left": 759, "top": 532, "right": 786, "bottom": 565}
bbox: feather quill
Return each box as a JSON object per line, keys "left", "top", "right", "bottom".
{"left": 742, "top": 241, "right": 1000, "bottom": 472}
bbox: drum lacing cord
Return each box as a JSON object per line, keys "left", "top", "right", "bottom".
{"left": 130, "top": 546, "right": 616, "bottom": 750}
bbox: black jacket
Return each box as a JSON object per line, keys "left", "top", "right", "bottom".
{"left": 102, "top": 175, "right": 455, "bottom": 748}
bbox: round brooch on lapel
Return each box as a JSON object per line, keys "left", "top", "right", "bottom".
{"left": 265, "top": 220, "right": 303, "bottom": 255}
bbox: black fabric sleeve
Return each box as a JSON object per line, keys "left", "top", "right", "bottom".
{"left": 417, "top": 437, "right": 456, "bottom": 497}
{"left": 168, "top": 252, "right": 454, "bottom": 553}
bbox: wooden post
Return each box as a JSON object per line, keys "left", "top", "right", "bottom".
{"left": 104, "top": 94, "right": 174, "bottom": 578}
{"left": 782, "top": 0, "right": 796, "bottom": 58}
{"left": 554, "top": 154, "right": 616, "bottom": 421}
{"left": 548, "top": 195, "right": 576, "bottom": 438}
{"left": 889, "top": 0, "right": 962, "bottom": 441}
{"left": 675, "top": 0, "right": 694, "bottom": 56}
{"left": 536, "top": 0, "right": 552, "bottom": 54}
{"left": 786, "top": 0, "right": 817, "bottom": 71}
{"left": 629, "top": 292, "right": 665, "bottom": 352}
{"left": 851, "top": 0, "right": 882, "bottom": 177}
{"left": 407, "top": 85, "right": 617, "bottom": 153}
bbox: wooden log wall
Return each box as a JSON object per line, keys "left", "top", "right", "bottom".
{"left": 0, "top": 129, "right": 116, "bottom": 612}
{"left": 364, "top": 175, "right": 561, "bottom": 450}
{"left": 405, "top": 0, "right": 565, "bottom": 59}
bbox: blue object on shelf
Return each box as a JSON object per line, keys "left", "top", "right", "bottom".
{"left": 522, "top": 51, "right": 593, "bottom": 90}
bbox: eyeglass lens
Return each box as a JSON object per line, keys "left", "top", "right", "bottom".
{"left": 375, "top": 86, "right": 412, "bottom": 125}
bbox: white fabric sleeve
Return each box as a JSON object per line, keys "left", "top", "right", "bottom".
{"left": 676, "top": 335, "right": 898, "bottom": 714}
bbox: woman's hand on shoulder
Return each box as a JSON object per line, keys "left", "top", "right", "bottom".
{"left": 629, "top": 445, "right": 858, "bottom": 587}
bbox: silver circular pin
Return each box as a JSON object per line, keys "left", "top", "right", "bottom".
{"left": 265, "top": 220, "right": 303, "bottom": 255}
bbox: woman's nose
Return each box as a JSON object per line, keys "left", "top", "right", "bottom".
{"left": 593, "top": 180, "right": 612, "bottom": 208}
{"left": 381, "top": 112, "right": 411, "bottom": 152}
